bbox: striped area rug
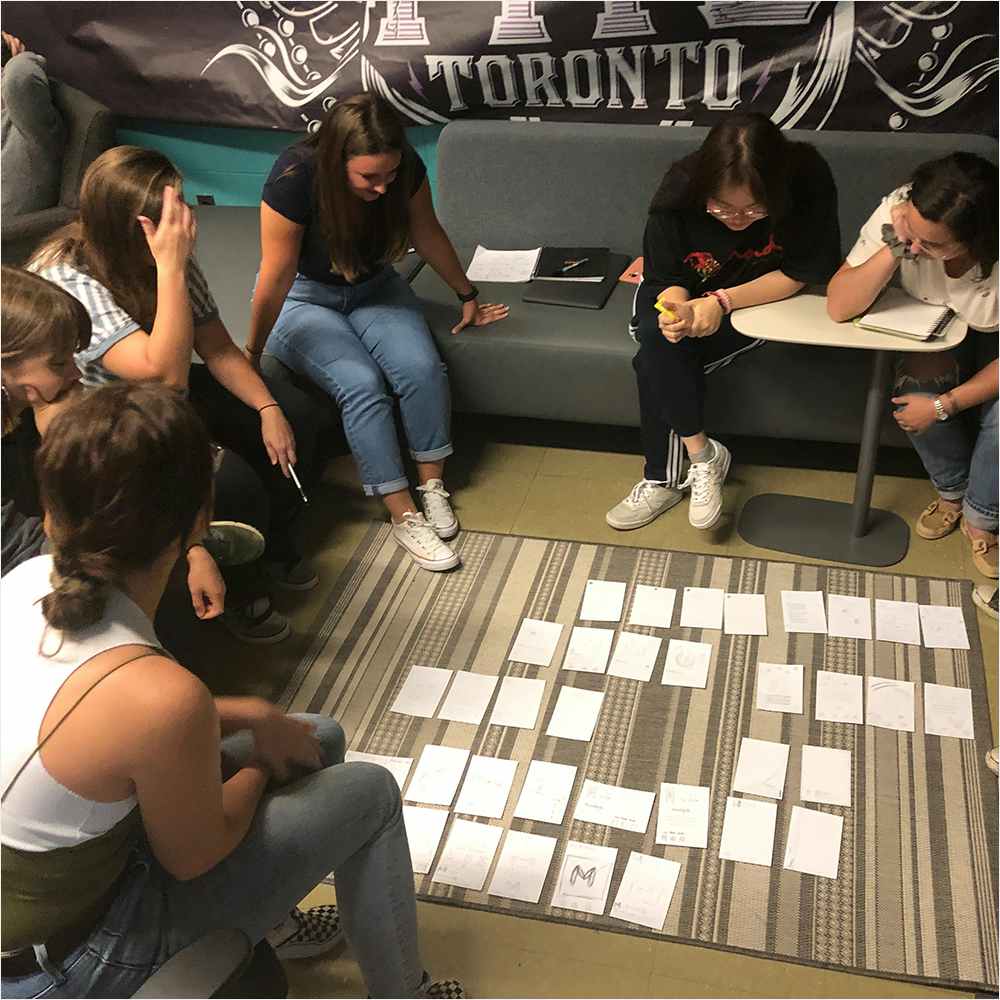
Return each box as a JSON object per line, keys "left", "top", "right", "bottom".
{"left": 280, "top": 525, "right": 999, "bottom": 993}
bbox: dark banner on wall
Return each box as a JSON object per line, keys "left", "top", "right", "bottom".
{"left": 5, "top": 1, "right": 998, "bottom": 135}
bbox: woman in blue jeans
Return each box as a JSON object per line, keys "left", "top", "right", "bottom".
{"left": 247, "top": 93, "right": 508, "bottom": 572}
{"left": 1, "top": 383, "right": 462, "bottom": 999}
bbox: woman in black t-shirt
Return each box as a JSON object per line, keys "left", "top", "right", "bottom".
{"left": 606, "top": 113, "right": 841, "bottom": 534}
{"left": 249, "top": 94, "right": 508, "bottom": 573}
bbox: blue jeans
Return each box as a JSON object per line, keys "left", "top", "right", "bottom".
{"left": 3, "top": 716, "right": 428, "bottom": 999}
{"left": 268, "top": 270, "right": 453, "bottom": 496}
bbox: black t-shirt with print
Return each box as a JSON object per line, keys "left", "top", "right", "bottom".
{"left": 262, "top": 142, "right": 427, "bottom": 286}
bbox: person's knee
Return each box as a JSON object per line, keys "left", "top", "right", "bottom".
{"left": 337, "top": 362, "right": 389, "bottom": 410}
{"left": 344, "top": 761, "right": 402, "bottom": 826}
{"left": 895, "top": 354, "right": 959, "bottom": 393}
{"left": 311, "top": 716, "right": 345, "bottom": 766}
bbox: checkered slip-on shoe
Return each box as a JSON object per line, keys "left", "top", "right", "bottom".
{"left": 265, "top": 905, "right": 345, "bottom": 960}
{"left": 423, "top": 979, "right": 467, "bottom": 999}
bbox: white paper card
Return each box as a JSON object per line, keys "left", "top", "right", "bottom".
{"left": 404, "top": 745, "right": 470, "bottom": 806}
{"left": 800, "top": 745, "right": 852, "bottom": 807}
{"left": 580, "top": 579, "right": 627, "bottom": 622}
{"left": 814, "top": 670, "right": 864, "bottom": 724}
{"left": 661, "top": 639, "right": 713, "bottom": 689}
{"left": 465, "top": 244, "right": 541, "bottom": 283}
{"left": 508, "top": 618, "right": 564, "bottom": 667}
{"left": 546, "top": 686, "right": 604, "bottom": 741}
{"left": 783, "top": 806, "right": 843, "bottom": 879}
{"left": 875, "top": 599, "right": 921, "bottom": 645}
{"left": 562, "top": 626, "right": 615, "bottom": 674}
{"left": 607, "top": 631, "right": 662, "bottom": 682}
{"left": 513, "top": 760, "right": 578, "bottom": 825}
{"left": 719, "top": 796, "right": 778, "bottom": 867}
{"left": 551, "top": 840, "right": 618, "bottom": 915}
{"left": 611, "top": 852, "right": 681, "bottom": 931}
{"left": 402, "top": 805, "right": 449, "bottom": 874}
{"left": 432, "top": 818, "right": 503, "bottom": 891}
{"left": 390, "top": 665, "right": 453, "bottom": 718}
{"left": 781, "top": 591, "right": 828, "bottom": 634}
{"left": 487, "top": 830, "right": 557, "bottom": 904}
{"left": 656, "top": 782, "right": 711, "bottom": 848}
{"left": 489, "top": 675, "right": 546, "bottom": 730}
{"left": 680, "top": 587, "right": 725, "bottom": 630}
{"left": 918, "top": 605, "right": 971, "bottom": 650}
{"left": 573, "top": 779, "right": 656, "bottom": 834}
{"left": 437, "top": 672, "right": 499, "bottom": 725}
{"left": 756, "top": 662, "right": 804, "bottom": 715}
{"left": 923, "top": 683, "right": 975, "bottom": 740}
{"left": 724, "top": 593, "right": 768, "bottom": 636}
{"left": 454, "top": 756, "right": 518, "bottom": 818}
{"left": 628, "top": 585, "right": 677, "bottom": 629}
{"left": 732, "top": 737, "right": 790, "bottom": 799}
{"left": 866, "top": 676, "right": 915, "bottom": 732}
{"left": 344, "top": 752, "right": 413, "bottom": 790}
{"left": 827, "top": 595, "right": 873, "bottom": 640}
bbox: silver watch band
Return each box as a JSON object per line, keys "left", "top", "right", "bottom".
{"left": 933, "top": 396, "right": 949, "bottom": 422}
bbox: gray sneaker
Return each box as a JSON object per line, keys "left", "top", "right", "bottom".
{"left": 221, "top": 597, "right": 291, "bottom": 644}
{"left": 679, "top": 439, "right": 731, "bottom": 530}
{"left": 202, "top": 521, "right": 266, "bottom": 567}
{"left": 606, "top": 480, "right": 684, "bottom": 530}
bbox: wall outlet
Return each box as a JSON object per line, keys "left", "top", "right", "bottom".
{"left": 196, "top": 194, "right": 216, "bottom": 205}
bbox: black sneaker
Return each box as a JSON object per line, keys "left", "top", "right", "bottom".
{"left": 263, "top": 558, "right": 320, "bottom": 591}
{"left": 221, "top": 597, "right": 291, "bottom": 644}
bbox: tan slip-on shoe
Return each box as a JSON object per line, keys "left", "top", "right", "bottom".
{"left": 915, "top": 499, "right": 962, "bottom": 540}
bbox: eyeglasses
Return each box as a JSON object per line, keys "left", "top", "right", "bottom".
{"left": 706, "top": 200, "right": 768, "bottom": 221}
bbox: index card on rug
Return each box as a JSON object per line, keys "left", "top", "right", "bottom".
{"left": 513, "top": 760, "right": 578, "bottom": 825}
{"left": 826, "top": 594, "right": 873, "bottom": 640}
{"left": 487, "top": 830, "right": 558, "bottom": 904}
{"left": 551, "top": 840, "right": 618, "bottom": 915}
{"left": 875, "top": 599, "right": 921, "bottom": 645}
{"left": 390, "top": 665, "right": 453, "bottom": 718}
{"left": 866, "top": 676, "right": 916, "bottom": 732}
{"left": 661, "top": 638, "right": 713, "bottom": 689}
{"left": 628, "top": 584, "right": 677, "bottom": 629}
{"left": 436, "top": 671, "right": 499, "bottom": 725}
{"left": 783, "top": 806, "right": 844, "bottom": 880}
{"left": 918, "top": 605, "right": 971, "bottom": 650}
{"left": 755, "top": 662, "right": 804, "bottom": 715}
{"left": 611, "top": 851, "right": 681, "bottom": 931}
{"left": 432, "top": 818, "right": 504, "bottom": 891}
{"left": 545, "top": 686, "right": 604, "bottom": 742}
{"left": 814, "top": 670, "right": 864, "bottom": 725}
{"left": 607, "top": 631, "right": 662, "bottom": 682}
{"left": 454, "top": 756, "right": 518, "bottom": 819}
{"left": 923, "top": 683, "right": 975, "bottom": 740}
{"left": 719, "top": 796, "right": 778, "bottom": 867}
{"left": 781, "top": 590, "right": 828, "bottom": 634}
{"left": 562, "top": 626, "right": 615, "bottom": 674}
{"left": 732, "top": 737, "right": 790, "bottom": 799}
{"left": 508, "top": 618, "right": 564, "bottom": 666}
{"left": 580, "top": 579, "right": 627, "bottom": 622}
{"left": 656, "top": 782, "right": 711, "bottom": 849}
{"left": 489, "top": 675, "right": 546, "bottom": 730}
{"left": 723, "top": 593, "right": 768, "bottom": 636}
{"left": 404, "top": 745, "right": 470, "bottom": 806}
{"left": 402, "top": 805, "right": 449, "bottom": 874}
{"left": 344, "top": 752, "right": 413, "bottom": 790}
{"left": 573, "top": 779, "right": 656, "bottom": 834}
{"left": 680, "top": 587, "right": 725, "bottom": 630}
{"left": 800, "top": 745, "right": 852, "bottom": 807}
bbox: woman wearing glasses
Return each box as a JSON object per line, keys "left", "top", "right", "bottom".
{"left": 607, "top": 114, "right": 841, "bottom": 532}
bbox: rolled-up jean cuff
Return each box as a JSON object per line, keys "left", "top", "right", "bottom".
{"left": 363, "top": 475, "right": 410, "bottom": 498}
{"left": 934, "top": 484, "right": 967, "bottom": 502}
{"left": 410, "top": 443, "right": 454, "bottom": 463}
{"left": 963, "top": 499, "right": 998, "bottom": 534}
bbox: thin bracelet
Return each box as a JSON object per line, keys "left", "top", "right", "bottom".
{"left": 257, "top": 402, "right": 280, "bottom": 414}
{"left": 246, "top": 347, "right": 264, "bottom": 356}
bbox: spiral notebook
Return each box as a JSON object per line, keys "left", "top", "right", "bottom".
{"left": 854, "top": 288, "right": 955, "bottom": 341}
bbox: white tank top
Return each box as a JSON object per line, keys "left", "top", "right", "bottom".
{"left": 1, "top": 555, "right": 160, "bottom": 852}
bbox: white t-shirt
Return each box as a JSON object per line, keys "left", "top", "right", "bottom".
{"left": 846, "top": 185, "right": 998, "bottom": 333}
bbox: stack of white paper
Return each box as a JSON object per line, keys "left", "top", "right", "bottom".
{"left": 509, "top": 618, "right": 564, "bottom": 666}
{"left": 573, "top": 779, "right": 656, "bottom": 834}
{"left": 454, "top": 756, "right": 519, "bottom": 818}
{"left": 545, "top": 686, "right": 604, "bottom": 741}
{"left": 800, "top": 745, "right": 852, "bottom": 806}
{"left": 437, "top": 672, "right": 499, "bottom": 725}
{"left": 719, "top": 797, "right": 778, "bottom": 867}
{"left": 783, "top": 805, "right": 843, "bottom": 879}
{"left": 344, "top": 751, "right": 413, "bottom": 790}
{"left": 827, "top": 595, "right": 872, "bottom": 640}
{"left": 465, "top": 244, "right": 541, "bottom": 283}
{"left": 487, "top": 830, "right": 558, "bottom": 904}
{"left": 875, "top": 599, "right": 921, "bottom": 645}
{"left": 814, "top": 670, "right": 864, "bottom": 724}
{"left": 756, "top": 662, "right": 804, "bottom": 714}
{"left": 918, "top": 605, "right": 970, "bottom": 650}
{"left": 580, "top": 580, "right": 627, "bottom": 622}
{"left": 402, "top": 805, "right": 449, "bottom": 874}
{"left": 390, "top": 665, "right": 453, "bottom": 717}
{"left": 489, "top": 675, "right": 546, "bottom": 730}
{"left": 628, "top": 584, "right": 677, "bottom": 629}
{"left": 732, "top": 737, "right": 790, "bottom": 799}
{"left": 723, "top": 593, "right": 768, "bottom": 636}
{"left": 781, "top": 591, "right": 828, "bottom": 634}
{"left": 562, "top": 626, "right": 615, "bottom": 674}
{"left": 656, "top": 782, "right": 711, "bottom": 848}
{"left": 608, "top": 631, "right": 662, "bottom": 682}
{"left": 513, "top": 760, "right": 578, "bottom": 825}
{"left": 432, "top": 819, "right": 504, "bottom": 891}
{"left": 404, "top": 745, "right": 470, "bottom": 806}
{"left": 680, "top": 587, "right": 725, "bottom": 630}
{"left": 866, "top": 676, "right": 915, "bottom": 732}
{"left": 923, "top": 682, "right": 975, "bottom": 740}
{"left": 551, "top": 841, "right": 618, "bottom": 915}
{"left": 610, "top": 852, "right": 681, "bottom": 930}
{"left": 661, "top": 639, "right": 713, "bottom": 688}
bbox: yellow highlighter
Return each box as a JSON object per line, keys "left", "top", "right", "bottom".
{"left": 654, "top": 299, "right": 677, "bottom": 321}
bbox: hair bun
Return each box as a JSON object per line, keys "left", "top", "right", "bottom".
{"left": 41, "top": 565, "right": 107, "bottom": 632}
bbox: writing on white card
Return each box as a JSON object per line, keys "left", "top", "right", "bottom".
{"left": 513, "top": 760, "right": 577, "bottom": 825}
{"left": 487, "top": 830, "right": 557, "bottom": 904}
{"left": 390, "top": 665, "right": 453, "bottom": 718}
{"left": 580, "top": 579, "right": 627, "bottom": 622}
{"left": 508, "top": 618, "right": 564, "bottom": 667}
{"left": 923, "top": 682, "right": 975, "bottom": 740}
{"left": 800, "top": 745, "right": 852, "bottom": 807}
{"left": 611, "top": 852, "right": 681, "bottom": 931}
{"left": 680, "top": 587, "right": 725, "bottom": 630}
{"left": 454, "top": 756, "right": 518, "bottom": 819}
{"left": 432, "top": 819, "right": 503, "bottom": 891}
{"left": 814, "top": 670, "right": 864, "bottom": 724}
{"left": 545, "top": 686, "right": 604, "bottom": 742}
{"left": 781, "top": 591, "right": 828, "bottom": 634}
{"left": 719, "top": 796, "right": 778, "bottom": 867}
{"left": 402, "top": 805, "right": 449, "bottom": 874}
{"left": 437, "top": 672, "right": 499, "bottom": 725}
{"left": 489, "top": 675, "right": 546, "bottom": 730}
{"left": 756, "top": 662, "right": 804, "bottom": 715}
{"left": 732, "top": 737, "right": 790, "bottom": 799}
{"left": 607, "top": 631, "right": 662, "bottom": 682}
{"left": 661, "top": 639, "right": 713, "bottom": 689}
{"left": 866, "top": 676, "right": 915, "bottom": 732}
{"left": 827, "top": 594, "right": 872, "bottom": 640}
{"left": 551, "top": 840, "right": 618, "bottom": 915}
{"left": 783, "top": 806, "right": 843, "bottom": 880}
{"left": 724, "top": 593, "right": 768, "bottom": 636}
{"left": 628, "top": 584, "right": 677, "bottom": 629}
{"left": 344, "top": 751, "right": 413, "bottom": 791}
{"left": 918, "top": 605, "right": 970, "bottom": 650}
{"left": 465, "top": 244, "right": 541, "bottom": 283}
{"left": 656, "top": 783, "right": 710, "bottom": 848}
{"left": 562, "top": 626, "right": 615, "bottom": 674}
{"left": 875, "top": 599, "right": 921, "bottom": 645}
{"left": 573, "top": 779, "right": 656, "bottom": 834}
{"left": 404, "top": 745, "right": 470, "bottom": 806}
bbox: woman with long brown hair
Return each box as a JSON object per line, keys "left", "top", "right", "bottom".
{"left": 248, "top": 93, "right": 507, "bottom": 572}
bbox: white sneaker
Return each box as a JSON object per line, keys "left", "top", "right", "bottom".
{"left": 392, "top": 512, "right": 461, "bottom": 571}
{"left": 606, "top": 480, "right": 684, "bottom": 530}
{"left": 679, "top": 440, "right": 731, "bottom": 530}
{"left": 416, "top": 479, "right": 459, "bottom": 539}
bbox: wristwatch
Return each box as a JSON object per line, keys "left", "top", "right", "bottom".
{"left": 456, "top": 284, "right": 479, "bottom": 303}
{"left": 933, "top": 396, "right": 950, "bottom": 422}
